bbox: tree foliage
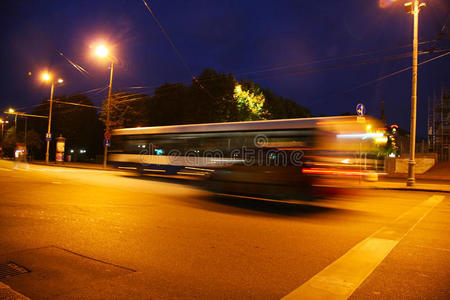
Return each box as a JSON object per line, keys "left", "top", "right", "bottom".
{"left": 100, "top": 92, "right": 150, "bottom": 129}
{"left": 24, "top": 68, "right": 312, "bottom": 158}
{"left": 30, "top": 94, "right": 103, "bottom": 160}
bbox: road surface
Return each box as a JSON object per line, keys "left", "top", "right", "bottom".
{"left": 0, "top": 160, "right": 448, "bottom": 299}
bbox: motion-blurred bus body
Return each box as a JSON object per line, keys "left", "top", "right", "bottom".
{"left": 109, "top": 116, "right": 387, "bottom": 199}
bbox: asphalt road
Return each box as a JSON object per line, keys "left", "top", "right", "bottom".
{"left": 0, "top": 160, "right": 448, "bottom": 299}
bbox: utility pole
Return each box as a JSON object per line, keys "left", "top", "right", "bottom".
{"left": 14, "top": 114, "right": 18, "bottom": 135}
{"left": 45, "top": 82, "right": 55, "bottom": 164}
{"left": 407, "top": 0, "right": 425, "bottom": 186}
{"left": 24, "top": 117, "right": 28, "bottom": 161}
{"left": 103, "top": 61, "right": 114, "bottom": 168}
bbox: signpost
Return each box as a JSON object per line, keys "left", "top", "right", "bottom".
{"left": 356, "top": 103, "right": 366, "bottom": 184}
{"left": 356, "top": 103, "right": 366, "bottom": 116}
{"left": 104, "top": 131, "right": 111, "bottom": 148}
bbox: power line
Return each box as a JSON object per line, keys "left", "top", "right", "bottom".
{"left": 233, "top": 40, "right": 436, "bottom": 78}
{"left": 310, "top": 51, "right": 450, "bottom": 107}
{"left": 51, "top": 100, "right": 102, "bottom": 109}
{"left": 139, "top": 0, "right": 218, "bottom": 101}
{"left": 140, "top": 0, "right": 194, "bottom": 78}
{"left": 112, "top": 40, "right": 437, "bottom": 96}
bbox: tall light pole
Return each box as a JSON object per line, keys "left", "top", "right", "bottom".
{"left": 42, "top": 72, "right": 64, "bottom": 164}
{"left": 8, "top": 108, "right": 18, "bottom": 135}
{"left": 405, "top": 0, "right": 425, "bottom": 186}
{"left": 95, "top": 45, "right": 115, "bottom": 169}
{"left": 0, "top": 119, "right": 7, "bottom": 146}
{"left": 0, "top": 119, "right": 4, "bottom": 139}
{"left": 3, "top": 110, "right": 48, "bottom": 159}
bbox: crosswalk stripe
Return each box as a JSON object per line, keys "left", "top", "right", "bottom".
{"left": 282, "top": 195, "right": 444, "bottom": 300}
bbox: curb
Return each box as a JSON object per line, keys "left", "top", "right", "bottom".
{"left": 372, "top": 186, "right": 450, "bottom": 194}
{"left": 29, "top": 161, "right": 116, "bottom": 172}
{"left": 0, "top": 282, "right": 29, "bottom": 300}
{"left": 317, "top": 184, "right": 450, "bottom": 194}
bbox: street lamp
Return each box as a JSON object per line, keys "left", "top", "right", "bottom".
{"left": 8, "top": 108, "right": 18, "bottom": 135}
{"left": 0, "top": 119, "right": 8, "bottom": 143}
{"left": 94, "top": 44, "right": 115, "bottom": 169}
{"left": 403, "top": 0, "right": 426, "bottom": 186}
{"left": 3, "top": 110, "right": 48, "bottom": 161}
{"left": 42, "top": 72, "right": 64, "bottom": 164}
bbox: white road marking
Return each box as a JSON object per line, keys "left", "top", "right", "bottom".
{"left": 52, "top": 181, "right": 62, "bottom": 184}
{"left": 0, "top": 167, "right": 12, "bottom": 172}
{"left": 283, "top": 195, "right": 444, "bottom": 300}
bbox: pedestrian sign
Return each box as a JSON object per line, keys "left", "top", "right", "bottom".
{"left": 104, "top": 139, "right": 111, "bottom": 147}
{"left": 356, "top": 103, "right": 366, "bottom": 116}
{"left": 104, "top": 131, "right": 111, "bottom": 140}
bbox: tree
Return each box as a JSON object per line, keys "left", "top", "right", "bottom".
{"left": 145, "top": 68, "right": 311, "bottom": 125}
{"left": 147, "top": 83, "right": 192, "bottom": 126}
{"left": 25, "top": 129, "right": 43, "bottom": 160}
{"left": 2, "top": 127, "right": 17, "bottom": 157}
{"left": 100, "top": 92, "right": 150, "bottom": 129}
{"left": 234, "top": 80, "right": 270, "bottom": 120}
{"left": 30, "top": 94, "right": 103, "bottom": 160}
{"left": 190, "top": 68, "right": 239, "bottom": 123}
{"left": 261, "top": 87, "right": 312, "bottom": 119}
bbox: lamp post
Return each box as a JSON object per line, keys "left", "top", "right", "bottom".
{"left": 8, "top": 108, "right": 18, "bottom": 135}
{"left": 42, "top": 73, "right": 64, "bottom": 164}
{"left": 0, "top": 119, "right": 4, "bottom": 138}
{"left": 95, "top": 45, "right": 115, "bottom": 169}
{"left": 405, "top": 0, "right": 425, "bottom": 186}
{"left": 0, "top": 119, "right": 7, "bottom": 145}
{"left": 3, "top": 110, "right": 48, "bottom": 160}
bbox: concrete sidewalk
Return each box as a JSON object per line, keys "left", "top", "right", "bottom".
{"left": 29, "top": 160, "right": 115, "bottom": 171}
{"left": 359, "top": 180, "right": 450, "bottom": 193}
{"left": 383, "top": 161, "right": 450, "bottom": 182}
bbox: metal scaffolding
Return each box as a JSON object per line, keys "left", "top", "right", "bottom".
{"left": 428, "top": 89, "right": 450, "bottom": 161}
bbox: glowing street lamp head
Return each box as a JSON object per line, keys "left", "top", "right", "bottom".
{"left": 95, "top": 45, "right": 109, "bottom": 58}
{"left": 57, "top": 78, "right": 64, "bottom": 83}
{"left": 42, "top": 72, "right": 51, "bottom": 81}
{"left": 8, "top": 108, "right": 15, "bottom": 113}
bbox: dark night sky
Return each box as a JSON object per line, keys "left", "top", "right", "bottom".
{"left": 0, "top": 0, "right": 449, "bottom": 138}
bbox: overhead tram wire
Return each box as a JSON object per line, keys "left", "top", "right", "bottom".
{"left": 50, "top": 100, "right": 102, "bottom": 109}
{"left": 310, "top": 51, "right": 450, "bottom": 108}
{"left": 118, "top": 41, "right": 437, "bottom": 93}
{"left": 200, "top": 49, "right": 441, "bottom": 82}
{"left": 88, "top": 43, "right": 446, "bottom": 108}
{"left": 13, "top": 86, "right": 109, "bottom": 112}
{"left": 139, "top": 0, "right": 218, "bottom": 101}
{"left": 9, "top": 8, "right": 91, "bottom": 79}
{"left": 178, "top": 40, "right": 436, "bottom": 84}
{"left": 140, "top": 0, "right": 194, "bottom": 78}
{"left": 307, "top": 13, "right": 450, "bottom": 109}
{"left": 98, "top": 40, "right": 436, "bottom": 102}
{"left": 231, "top": 40, "right": 436, "bottom": 78}
{"left": 99, "top": 48, "right": 446, "bottom": 106}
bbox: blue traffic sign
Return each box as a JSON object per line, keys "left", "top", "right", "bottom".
{"left": 45, "top": 137, "right": 52, "bottom": 142}
{"left": 104, "top": 139, "right": 111, "bottom": 147}
{"left": 356, "top": 103, "right": 366, "bottom": 116}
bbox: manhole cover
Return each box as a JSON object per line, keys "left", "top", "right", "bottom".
{"left": 0, "top": 262, "right": 29, "bottom": 279}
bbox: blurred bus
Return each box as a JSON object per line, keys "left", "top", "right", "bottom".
{"left": 109, "top": 116, "right": 387, "bottom": 199}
